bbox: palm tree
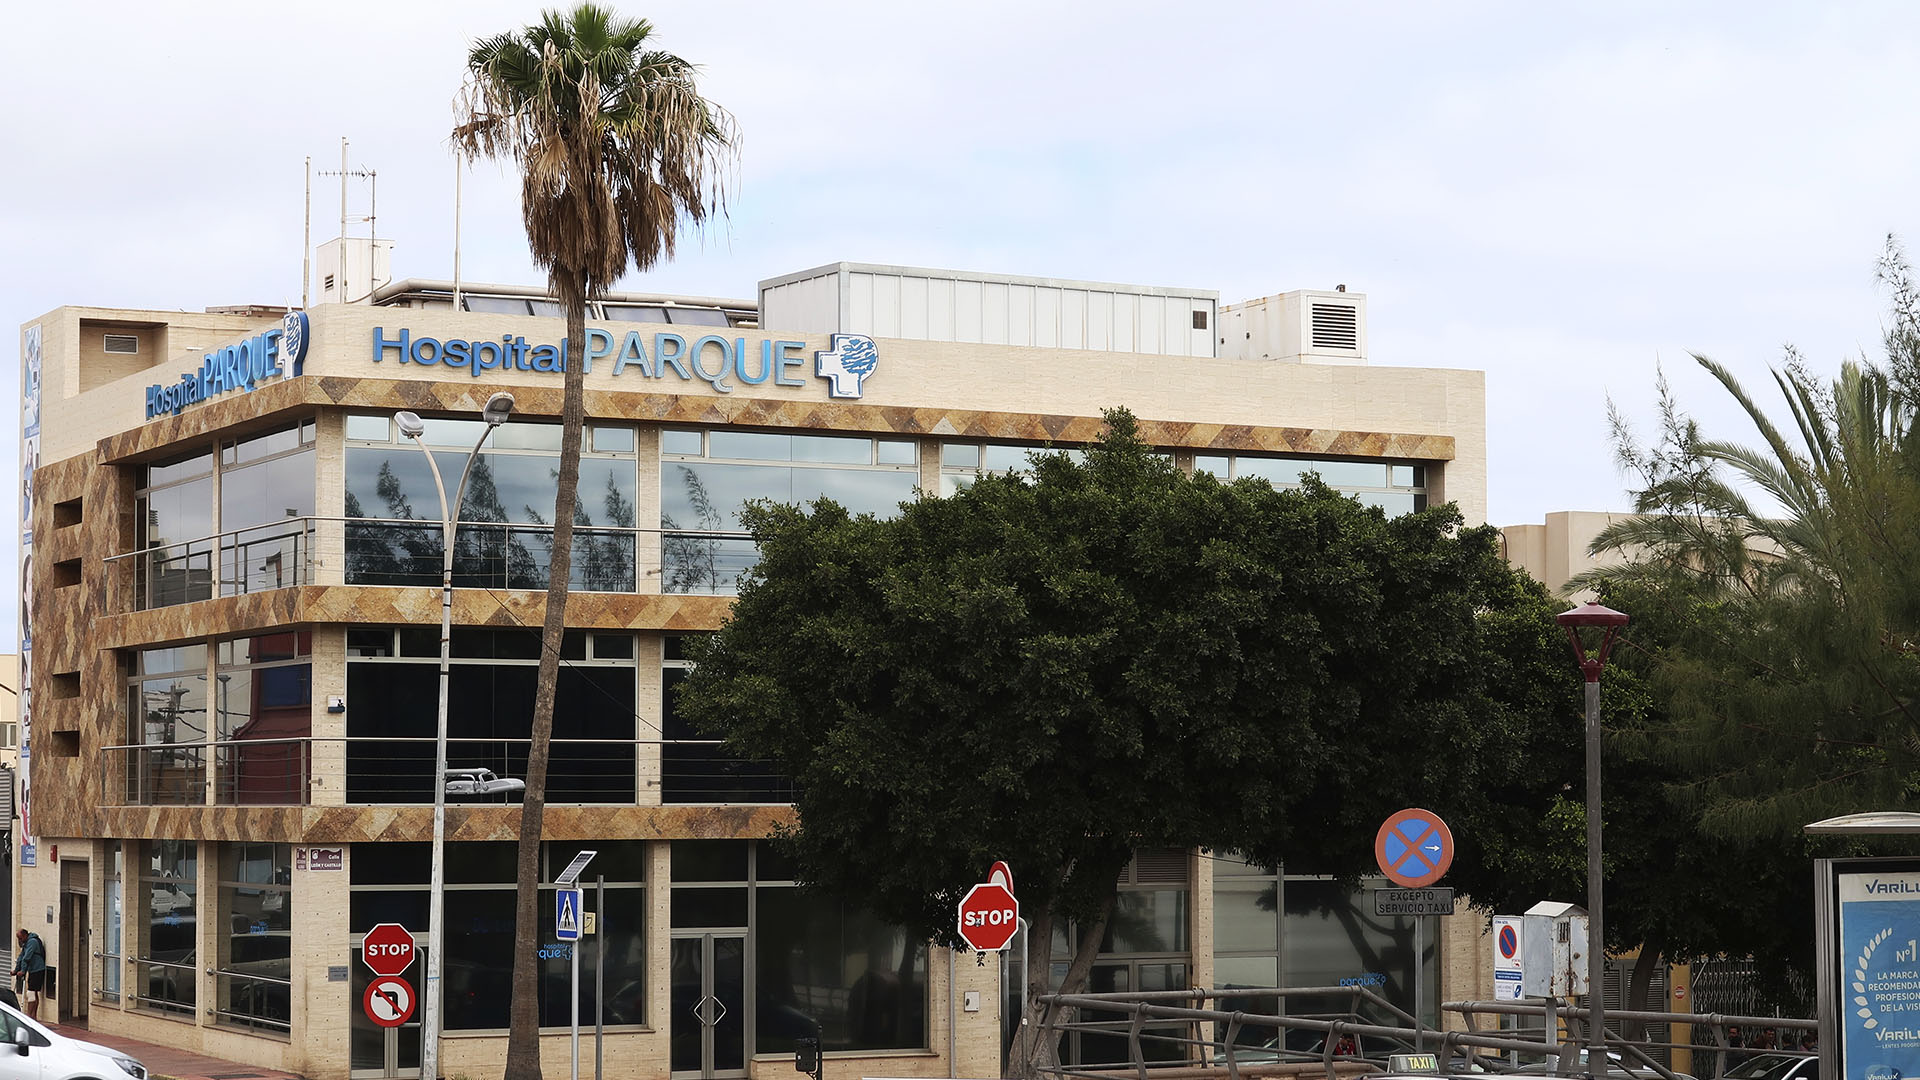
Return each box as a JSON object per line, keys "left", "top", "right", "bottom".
{"left": 454, "top": 9, "right": 735, "bottom": 1078}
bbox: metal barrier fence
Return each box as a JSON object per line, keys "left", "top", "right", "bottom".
{"left": 1025, "top": 989, "right": 1817, "bottom": 1080}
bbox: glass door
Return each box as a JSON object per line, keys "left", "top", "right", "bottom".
{"left": 671, "top": 933, "right": 746, "bottom": 1079}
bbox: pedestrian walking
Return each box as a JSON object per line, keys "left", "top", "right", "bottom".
{"left": 11, "top": 929, "right": 46, "bottom": 1020}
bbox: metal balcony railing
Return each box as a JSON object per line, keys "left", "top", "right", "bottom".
{"left": 100, "top": 735, "right": 793, "bottom": 807}
{"left": 106, "top": 514, "right": 764, "bottom": 606}
{"left": 107, "top": 518, "right": 318, "bottom": 611}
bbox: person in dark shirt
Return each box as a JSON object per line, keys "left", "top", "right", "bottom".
{"left": 12, "top": 929, "right": 46, "bottom": 1020}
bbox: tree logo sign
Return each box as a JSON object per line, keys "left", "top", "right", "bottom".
{"left": 816, "top": 334, "right": 879, "bottom": 398}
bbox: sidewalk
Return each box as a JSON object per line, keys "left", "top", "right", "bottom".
{"left": 42, "top": 1022, "right": 304, "bottom": 1080}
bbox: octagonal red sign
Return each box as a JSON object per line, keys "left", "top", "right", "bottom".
{"left": 957, "top": 882, "right": 1020, "bottom": 952}
{"left": 362, "top": 922, "right": 416, "bottom": 977}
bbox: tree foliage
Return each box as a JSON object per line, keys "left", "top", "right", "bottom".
{"left": 676, "top": 409, "right": 1565, "bottom": 1075}
{"left": 1578, "top": 238, "right": 1920, "bottom": 839}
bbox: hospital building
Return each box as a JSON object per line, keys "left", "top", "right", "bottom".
{"left": 15, "top": 250, "right": 1491, "bottom": 1080}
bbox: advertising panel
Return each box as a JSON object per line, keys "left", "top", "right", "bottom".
{"left": 18, "top": 324, "right": 38, "bottom": 866}
{"left": 1839, "top": 866, "right": 1920, "bottom": 1080}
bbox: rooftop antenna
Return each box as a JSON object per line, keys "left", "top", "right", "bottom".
{"left": 301, "top": 157, "right": 311, "bottom": 309}
{"left": 317, "top": 137, "right": 377, "bottom": 303}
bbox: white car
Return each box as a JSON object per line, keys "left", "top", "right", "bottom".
{"left": 0, "top": 1001, "right": 149, "bottom": 1080}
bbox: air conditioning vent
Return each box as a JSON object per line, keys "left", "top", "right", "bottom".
{"left": 1309, "top": 304, "right": 1358, "bottom": 351}
{"left": 103, "top": 334, "right": 139, "bottom": 355}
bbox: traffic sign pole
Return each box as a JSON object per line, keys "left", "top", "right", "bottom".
{"left": 1375, "top": 810, "right": 1455, "bottom": 1054}
{"left": 555, "top": 851, "right": 595, "bottom": 1080}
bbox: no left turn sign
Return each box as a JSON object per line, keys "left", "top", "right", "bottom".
{"left": 364, "top": 975, "right": 416, "bottom": 1028}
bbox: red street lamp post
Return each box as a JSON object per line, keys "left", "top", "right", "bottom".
{"left": 1555, "top": 601, "right": 1629, "bottom": 1072}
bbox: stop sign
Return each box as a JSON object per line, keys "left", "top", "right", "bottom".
{"left": 362, "top": 923, "right": 416, "bottom": 976}
{"left": 957, "top": 882, "right": 1020, "bottom": 951}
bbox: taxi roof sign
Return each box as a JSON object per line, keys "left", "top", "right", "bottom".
{"left": 1387, "top": 1054, "right": 1441, "bottom": 1073}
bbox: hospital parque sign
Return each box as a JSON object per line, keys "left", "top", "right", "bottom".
{"left": 372, "top": 326, "right": 880, "bottom": 400}
{"left": 144, "top": 311, "right": 310, "bottom": 420}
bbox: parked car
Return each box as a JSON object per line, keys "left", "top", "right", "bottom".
{"left": 0, "top": 999, "right": 149, "bottom": 1080}
{"left": 1724, "top": 1053, "right": 1817, "bottom": 1080}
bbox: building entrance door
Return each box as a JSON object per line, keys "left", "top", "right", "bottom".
{"left": 349, "top": 938, "right": 423, "bottom": 1079}
{"left": 670, "top": 933, "right": 745, "bottom": 1079}
{"left": 58, "top": 891, "right": 88, "bottom": 1023}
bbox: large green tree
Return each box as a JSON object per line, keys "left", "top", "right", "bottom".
{"left": 1579, "top": 240, "right": 1920, "bottom": 837}
{"left": 453, "top": 9, "right": 734, "bottom": 1079}
{"left": 676, "top": 410, "right": 1565, "bottom": 1077}
{"left": 1445, "top": 570, "right": 1819, "bottom": 1020}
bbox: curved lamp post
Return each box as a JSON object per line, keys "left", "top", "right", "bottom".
{"left": 1555, "top": 601, "right": 1628, "bottom": 1072}
{"left": 397, "top": 392, "right": 514, "bottom": 1080}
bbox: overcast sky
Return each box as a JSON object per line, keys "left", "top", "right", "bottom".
{"left": 7, "top": 1, "right": 1920, "bottom": 647}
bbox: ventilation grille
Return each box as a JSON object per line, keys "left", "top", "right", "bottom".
{"left": 102, "top": 334, "right": 139, "bottom": 355}
{"left": 1128, "top": 848, "right": 1190, "bottom": 884}
{"left": 1309, "top": 304, "right": 1359, "bottom": 351}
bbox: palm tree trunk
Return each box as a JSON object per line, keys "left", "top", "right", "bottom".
{"left": 503, "top": 266, "right": 590, "bottom": 1080}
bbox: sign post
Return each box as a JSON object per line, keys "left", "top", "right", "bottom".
{"left": 556, "top": 851, "right": 596, "bottom": 1080}
{"left": 1376, "top": 809, "right": 1455, "bottom": 1052}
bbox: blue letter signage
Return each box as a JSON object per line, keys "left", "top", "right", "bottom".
{"left": 143, "top": 310, "right": 310, "bottom": 421}
{"left": 370, "top": 326, "right": 878, "bottom": 399}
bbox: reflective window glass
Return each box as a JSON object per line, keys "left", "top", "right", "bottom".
{"left": 755, "top": 887, "right": 928, "bottom": 1052}
{"left": 939, "top": 444, "right": 978, "bottom": 467}
{"left": 464, "top": 296, "right": 529, "bottom": 315}
{"left": 791, "top": 435, "right": 872, "bottom": 464}
{"left": 666, "top": 307, "right": 730, "bottom": 326}
{"left": 345, "top": 414, "right": 390, "bottom": 441}
{"left": 591, "top": 425, "right": 635, "bottom": 453}
{"left": 709, "top": 431, "right": 793, "bottom": 462}
{"left": 877, "top": 439, "right": 916, "bottom": 465}
{"left": 147, "top": 451, "right": 214, "bottom": 486}
{"left": 661, "top": 429, "right": 704, "bottom": 456}
{"left": 603, "top": 305, "right": 668, "bottom": 323}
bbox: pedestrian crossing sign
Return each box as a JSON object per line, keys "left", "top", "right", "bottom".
{"left": 556, "top": 888, "right": 583, "bottom": 941}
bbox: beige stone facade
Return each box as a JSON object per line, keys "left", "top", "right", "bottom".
{"left": 17, "top": 267, "right": 1490, "bottom": 1080}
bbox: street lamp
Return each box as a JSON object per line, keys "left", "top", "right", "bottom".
{"left": 1555, "top": 601, "right": 1628, "bottom": 1073}
{"left": 398, "top": 392, "right": 514, "bottom": 1080}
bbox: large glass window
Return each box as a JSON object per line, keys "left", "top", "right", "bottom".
{"left": 938, "top": 441, "right": 1087, "bottom": 496}
{"left": 660, "top": 429, "right": 919, "bottom": 594}
{"left": 1045, "top": 850, "right": 1191, "bottom": 1066}
{"left": 1192, "top": 454, "right": 1429, "bottom": 515}
{"left": 214, "top": 632, "right": 312, "bottom": 804}
{"left": 123, "top": 645, "right": 210, "bottom": 805}
{"left": 347, "top": 840, "right": 644, "bottom": 1059}
{"left": 134, "top": 449, "right": 214, "bottom": 606}
{"left": 667, "top": 841, "right": 929, "bottom": 1056}
{"left": 217, "top": 843, "right": 292, "bottom": 1032}
{"left": 1209, "top": 855, "right": 1439, "bottom": 1041}
{"left": 661, "top": 635, "right": 792, "bottom": 804}
{"left": 138, "top": 839, "right": 197, "bottom": 1015}
{"left": 130, "top": 422, "right": 316, "bottom": 609}
{"left": 345, "top": 628, "right": 638, "bottom": 804}
{"left": 345, "top": 415, "right": 639, "bottom": 592}
{"left": 103, "top": 843, "right": 124, "bottom": 1002}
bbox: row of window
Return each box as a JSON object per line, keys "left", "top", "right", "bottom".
{"left": 92, "top": 838, "right": 1429, "bottom": 1058}
{"left": 130, "top": 417, "right": 1432, "bottom": 605}
{"left": 116, "top": 628, "right": 778, "bottom": 808}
